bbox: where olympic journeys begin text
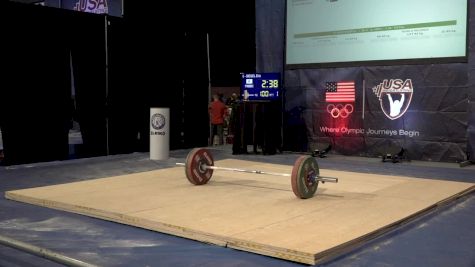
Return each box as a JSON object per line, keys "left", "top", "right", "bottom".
{"left": 319, "top": 127, "right": 420, "bottom": 137}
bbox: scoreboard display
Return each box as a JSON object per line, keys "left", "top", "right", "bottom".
{"left": 240, "top": 73, "right": 281, "bottom": 101}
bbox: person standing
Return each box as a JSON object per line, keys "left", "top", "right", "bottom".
{"left": 209, "top": 94, "right": 227, "bottom": 145}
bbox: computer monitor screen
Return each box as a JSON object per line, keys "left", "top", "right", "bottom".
{"left": 286, "top": 0, "right": 468, "bottom": 68}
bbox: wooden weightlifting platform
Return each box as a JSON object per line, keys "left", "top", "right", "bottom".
{"left": 5, "top": 159, "right": 475, "bottom": 265}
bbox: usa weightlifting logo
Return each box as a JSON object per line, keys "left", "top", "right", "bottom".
{"left": 151, "top": 113, "right": 166, "bottom": 130}
{"left": 372, "top": 79, "right": 413, "bottom": 120}
{"left": 73, "top": 0, "right": 108, "bottom": 14}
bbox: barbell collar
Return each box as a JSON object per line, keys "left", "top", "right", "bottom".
{"left": 315, "top": 176, "right": 338, "bottom": 183}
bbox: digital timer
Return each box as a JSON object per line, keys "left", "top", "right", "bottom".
{"left": 240, "top": 72, "right": 281, "bottom": 101}
{"left": 262, "top": 79, "right": 279, "bottom": 89}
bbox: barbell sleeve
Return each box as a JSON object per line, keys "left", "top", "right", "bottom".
{"left": 315, "top": 176, "right": 338, "bottom": 183}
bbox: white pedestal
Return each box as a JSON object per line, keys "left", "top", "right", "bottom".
{"left": 150, "top": 108, "right": 170, "bottom": 160}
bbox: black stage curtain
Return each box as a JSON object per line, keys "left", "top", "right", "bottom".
{"left": 183, "top": 32, "right": 211, "bottom": 148}
{"left": 124, "top": 8, "right": 185, "bottom": 151}
{"left": 1, "top": 2, "right": 72, "bottom": 165}
{"left": 107, "top": 15, "right": 139, "bottom": 155}
{"left": 70, "top": 12, "right": 108, "bottom": 158}
{"left": 0, "top": 1, "right": 255, "bottom": 165}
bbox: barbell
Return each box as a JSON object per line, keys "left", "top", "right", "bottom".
{"left": 175, "top": 148, "right": 338, "bottom": 199}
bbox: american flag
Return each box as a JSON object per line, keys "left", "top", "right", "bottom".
{"left": 325, "top": 81, "right": 355, "bottom": 102}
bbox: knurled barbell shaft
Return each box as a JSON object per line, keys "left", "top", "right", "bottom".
{"left": 176, "top": 162, "right": 289, "bottom": 177}
{"left": 205, "top": 165, "right": 291, "bottom": 177}
{"left": 176, "top": 162, "right": 338, "bottom": 183}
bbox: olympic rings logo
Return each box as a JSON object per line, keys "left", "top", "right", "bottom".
{"left": 326, "top": 104, "right": 354, "bottom": 119}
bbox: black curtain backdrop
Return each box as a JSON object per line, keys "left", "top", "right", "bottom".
{"left": 124, "top": 3, "right": 185, "bottom": 151}
{"left": 70, "top": 12, "right": 108, "bottom": 158}
{"left": 1, "top": 2, "right": 72, "bottom": 165}
{"left": 183, "top": 32, "right": 211, "bottom": 148}
{"left": 208, "top": 1, "right": 256, "bottom": 86}
{"left": 107, "top": 15, "right": 139, "bottom": 155}
{"left": 0, "top": 0, "right": 256, "bottom": 165}
{"left": 468, "top": 2, "right": 475, "bottom": 162}
{"left": 124, "top": 0, "right": 256, "bottom": 150}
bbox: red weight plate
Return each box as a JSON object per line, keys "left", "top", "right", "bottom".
{"left": 185, "top": 148, "right": 214, "bottom": 185}
{"left": 291, "top": 156, "right": 319, "bottom": 199}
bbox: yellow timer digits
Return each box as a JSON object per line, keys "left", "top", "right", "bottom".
{"left": 261, "top": 79, "right": 279, "bottom": 88}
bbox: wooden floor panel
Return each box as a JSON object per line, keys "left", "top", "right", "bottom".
{"left": 5, "top": 159, "right": 474, "bottom": 264}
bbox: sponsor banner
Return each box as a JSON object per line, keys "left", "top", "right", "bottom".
{"left": 363, "top": 66, "right": 468, "bottom": 143}
{"left": 303, "top": 65, "right": 468, "bottom": 161}
{"left": 46, "top": 0, "right": 122, "bottom": 17}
